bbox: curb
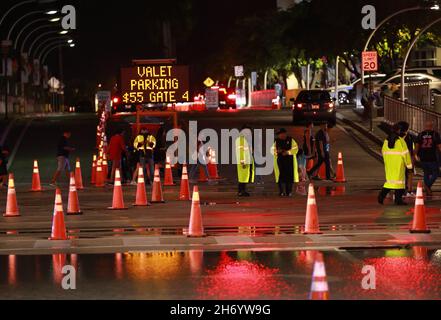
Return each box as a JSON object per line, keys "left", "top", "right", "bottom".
{"left": 336, "top": 112, "right": 383, "bottom": 146}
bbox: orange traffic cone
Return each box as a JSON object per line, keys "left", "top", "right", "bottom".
{"left": 309, "top": 252, "right": 329, "bottom": 300}
{"left": 108, "top": 169, "right": 127, "bottom": 210}
{"left": 91, "top": 155, "right": 97, "bottom": 185}
{"left": 95, "top": 159, "right": 105, "bottom": 188}
{"left": 410, "top": 182, "right": 431, "bottom": 234}
{"left": 179, "top": 164, "right": 191, "bottom": 201}
{"left": 303, "top": 184, "right": 322, "bottom": 234}
{"left": 334, "top": 152, "right": 346, "bottom": 183}
{"left": 306, "top": 158, "right": 315, "bottom": 172}
{"left": 134, "top": 166, "right": 149, "bottom": 207}
{"left": 102, "top": 153, "right": 109, "bottom": 182}
{"left": 318, "top": 163, "right": 327, "bottom": 180}
{"left": 188, "top": 186, "right": 205, "bottom": 237}
{"left": 3, "top": 174, "right": 20, "bottom": 217}
{"left": 164, "top": 157, "right": 175, "bottom": 186}
{"left": 208, "top": 148, "right": 221, "bottom": 180}
{"left": 67, "top": 173, "right": 82, "bottom": 215}
{"left": 49, "top": 189, "right": 68, "bottom": 241}
{"left": 31, "top": 160, "right": 43, "bottom": 192}
{"left": 75, "top": 158, "right": 84, "bottom": 190}
{"left": 198, "top": 165, "right": 209, "bottom": 183}
{"left": 151, "top": 165, "right": 165, "bottom": 203}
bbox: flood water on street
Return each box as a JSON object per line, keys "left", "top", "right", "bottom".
{"left": 1, "top": 248, "right": 441, "bottom": 300}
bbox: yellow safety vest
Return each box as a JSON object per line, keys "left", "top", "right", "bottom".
{"left": 235, "top": 136, "right": 255, "bottom": 184}
{"left": 133, "top": 135, "right": 145, "bottom": 151}
{"left": 145, "top": 135, "right": 157, "bottom": 151}
{"left": 273, "top": 139, "right": 299, "bottom": 184}
{"left": 134, "top": 135, "right": 156, "bottom": 151}
{"left": 382, "top": 137, "right": 413, "bottom": 189}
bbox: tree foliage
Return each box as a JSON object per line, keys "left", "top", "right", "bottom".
{"left": 215, "top": 0, "right": 441, "bottom": 87}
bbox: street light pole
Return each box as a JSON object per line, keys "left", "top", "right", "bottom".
{"left": 6, "top": 11, "right": 46, "bottom": 41}
{"left": 40, "top": 41, "right": 73, "bottom": 64}
{"left": 361, "top": 6, "right": 422, "bottom": 85}
{"left": 20, "top": 24, "right": 55, "bottom": 53}
{"left": 34, "top": 36, "right": 69, "bottom": 58}
{"left": 29, "top": 30, "right": 65, "bottom": 56}
{"left": 0, "top": 1, "right": 36, "bottom": 27}
{"left": 401, "top": 16, "right": 441, "bottom": 101}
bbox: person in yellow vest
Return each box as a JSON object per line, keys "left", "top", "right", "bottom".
{"left": 236, "top": 126, "right": 255, "bottom": 197}
{"left": 378, "top": 123, "right": 413, "bottom": 206}
{"left": 273, "top": 128, "right": 299, "bottom": 197}
{"left": 144, "top": 130, "right": 157, "bottom": 183}
{"left": 131, "top": 129, "right": 148, "bottom": 185}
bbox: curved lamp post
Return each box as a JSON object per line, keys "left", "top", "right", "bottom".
{"left": 0, "top": 0, "right": 57, "bottom": 27}
{"left": 38, "top": 40, "right": 73, "bottom": 62}
{"left": 28, "top": 30, "right": 66, "bottom": 56}
{"left": 41, "top": 43, "right": 74, "bottom": 64}
{"left": 401, "top": 16, "right": 441, "bottom": 100}
{"left": 7, "top": 11, "right": 47, "bottom": 40}
{"left": 34, "top": 35, "right": 69, "bottom": 58}
{"left": 14, "top": 13, "right": 59, "bottom": 50}
{"left": 362, "top": 3, "right": 440, "bottom": 84}
{"left": 19, "top": 23, "right": 57, "bottom": 53}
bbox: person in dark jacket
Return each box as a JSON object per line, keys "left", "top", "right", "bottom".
{"left": 397, "top": 121, "right": 415, "bottom": 196}
{"left": 0, "top": 145, "right": 9, "bottom": 188}
{"left": 308, "top": 122, "right": 332, "bottom": 181}
{"left": 51, "top": 130, "right": 75, "bottom": 186}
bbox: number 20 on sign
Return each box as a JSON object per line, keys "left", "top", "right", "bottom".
{"left": 362, "top": 51, "right": 378, "bottom": 72}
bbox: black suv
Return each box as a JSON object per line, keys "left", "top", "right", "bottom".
{"left": 292, "top": 90, "right": 336, "bottom": 125}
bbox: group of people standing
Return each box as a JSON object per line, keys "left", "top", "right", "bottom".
{"left": 235, "top": 122, "right": 335, "bottom": 197}
{"left": 379, "top": 120, "right": 441, "bottom": 205}
{"left": 107, "top": 128, "right": 167, "bottom": 185}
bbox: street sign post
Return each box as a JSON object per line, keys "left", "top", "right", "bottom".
{"left": 95, "top": 91, "right": 111, "bottom": 113}
{"left": 204, "top": 77, "right": 215, "bottom": 88}
{"left": 205, "top": 87, "right": 219, "bottom": 110}
{"left": 362, "top": 51, "right": 378, "bottom": 72}
{"left": 234, "top": 65, "right": 244, "bottom": 78}
{"left": 120, "top": 65, "right": 190, "bottom": 104}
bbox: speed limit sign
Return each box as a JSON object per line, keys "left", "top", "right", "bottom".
{"left": 362, "top": 51, "right": 378, "bottom": 72}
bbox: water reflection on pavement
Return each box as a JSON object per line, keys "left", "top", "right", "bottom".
{"left": 1, "top": 248, "right": 441, "bottom": 300}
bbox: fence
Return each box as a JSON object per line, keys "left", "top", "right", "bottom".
{"left": 250, "top": 90, "right": 280, "bottom": 109}
{"left": 405, "top": 81, "right": 430, "bottom": 108}
{"left": 384, "top": 96, "right": 441, "bottom": 134}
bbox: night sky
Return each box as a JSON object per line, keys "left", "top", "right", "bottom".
{"left": 1, "top": 0, "right": 277, "bottom": 90}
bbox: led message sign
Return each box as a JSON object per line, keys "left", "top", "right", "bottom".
{"left": 121, "top": 65, "right": 190, "bottom": 104}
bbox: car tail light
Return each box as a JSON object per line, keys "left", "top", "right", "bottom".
{"left": 296, "top": 103, "right": 304, "bottom": 109}
{"left": 227, "top": 94, "right": 237, "bottom": 101}
{"left": 113, "top": 97, "right": 120, "bottom": 104}
{"left": 325, "top": 103, "right": 334, "bottom": 109}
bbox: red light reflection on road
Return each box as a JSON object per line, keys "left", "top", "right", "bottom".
{"left": 8, "top": 255, "right": 17, "bottom": 286}
{"left": 189, "top": 250, "right": 203, "bottom": 274}
{"left": 197, "top": 252, "right": 296, "bottom": 299}
{"left": 115, "top": 253, "right": 123, "bottom": 279}
{"left": 296, "top": 251, "right": 317, "bottom": 268}
{"left": 52, "top": 254, "right": 67, "bottom": 285}
{"left": 338, "top": 250, "right": 441, "bottom": 300}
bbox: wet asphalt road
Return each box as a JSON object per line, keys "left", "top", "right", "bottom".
{"left": 1, "top": 248, "right": 441, "bottom": 300}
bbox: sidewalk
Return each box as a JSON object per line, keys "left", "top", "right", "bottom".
{"left": 337, "top": 107, "right": 387, "bottom": 144}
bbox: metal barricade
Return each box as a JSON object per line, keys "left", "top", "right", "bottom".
{"left": 384, "top": 96, "right": 441, "bottom": 134}
{"left": 405, "top": 81, "right": 430, "bottom": 108}
{"left": 250, "top": 90, "right": 278, "bottom": 109}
